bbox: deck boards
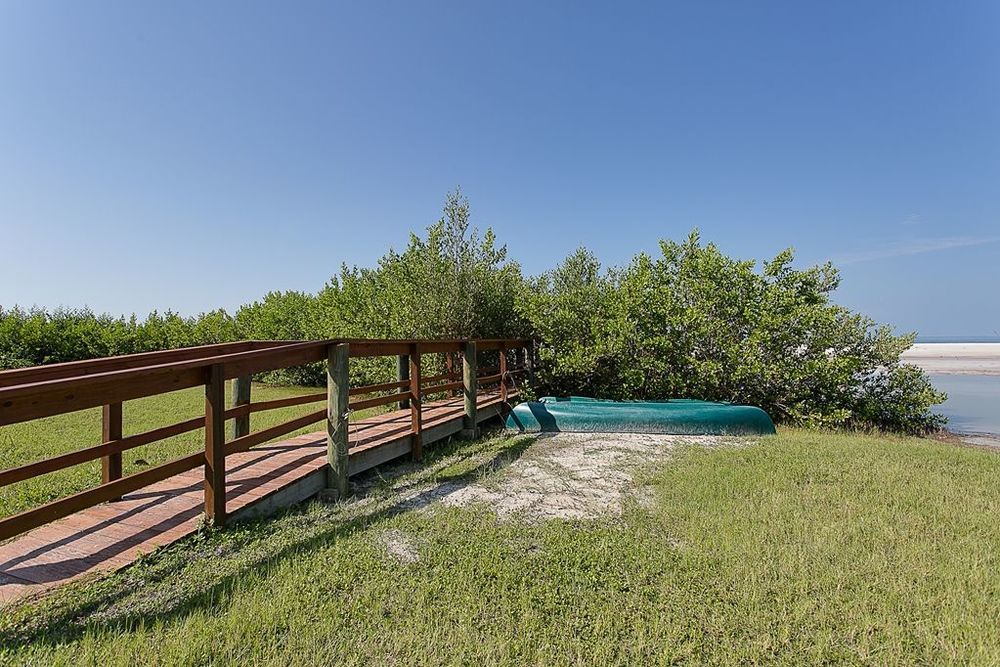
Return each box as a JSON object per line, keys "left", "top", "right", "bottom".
{"left": 0, "top": 391, "right": 513, "bottom": 605}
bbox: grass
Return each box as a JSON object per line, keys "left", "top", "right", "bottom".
{"left": 3, "top": 424, "right": 1000, "bottom": 664}
{"left": 0, "top": 383, "right": 325, "bottom": 519}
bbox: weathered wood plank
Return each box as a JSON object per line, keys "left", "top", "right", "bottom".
{"left": 348, "top": 391, "right": 410, "bottom": 411}
{"left": 101, "top": 403, "right": 123, "bottom": 498}
{"left": 226, "top": 408, "right": 327, "bottom": 455}
{"left": 463, "top": 341, "right": 478, "bottom": 437}
{"left": 204, "top": 364, "right": 226, "bottom": 527}
{"left": 499, "top": 343, "right": 509, "bottom": 404}
{"left": 224, "top": 391, "right": 327, "bottom": 421}
{"left": 230, "top": 375, "right": 252, "bottom": 439}
{"left": 327, "top": 343, "right": 350, "bottom": 498}
{"left": 349, "top": 379, "right": 410, "bottom": 396}
{"left": 345, "top": 341, "right": 412, "bottom": 358}
{"left": 409, "top": 344, "right": 423, "bottom": 461}
{"left": 0, "top": 341, "right": 262, "bottom": 388}
{"left": 0, "top": 450, "right": 204, "bottom": 542}
{"left": 417, "top": 341, "right": 463, "bottom": 354}
{"left": 397, "top": 354, "right": 411, "bottom": 409}
{"left": 0, "top": 366, "right": 207, "bottom": 427}
{"left": 420, "top": 371, "right": 461, "bottom": 385}
{"left": 421, "top": 380, "right": 464, "bottom": 396}
{"left": 0, "top": 342, "right": 330, "bottom": 426}
{"left": 0, "top": 416, "right": 205, "bottom": 488}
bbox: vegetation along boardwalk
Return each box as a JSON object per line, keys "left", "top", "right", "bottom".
{"left": 0, "top": 338, "right": 530, "bottom": 604}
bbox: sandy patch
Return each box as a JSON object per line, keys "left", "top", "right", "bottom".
{"left": 377, "top": 529, "right": 419, "bottom": 564}
{"left": 902, "top": 343, "right": 1000, "bottom": 376}
{"left": 957, "top": 434, "right": 1000, "bottom": 450}
{"left": 389, "top": 433, "right": 724, "bottom": 521}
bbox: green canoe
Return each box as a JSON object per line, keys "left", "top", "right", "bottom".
{"left": 505, "top": 396, "right": 776, "bottom": 436}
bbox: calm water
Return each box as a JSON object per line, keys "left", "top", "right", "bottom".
{"left": 918, "top": 336, "right": 1000, "bottom": 343}
{"left": 930, "top": 374, "right": 1000, "bottom": 435}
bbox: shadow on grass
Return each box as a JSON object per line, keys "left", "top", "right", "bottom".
{"left": 0, "top": 430, "right": 537, "bottom": 649}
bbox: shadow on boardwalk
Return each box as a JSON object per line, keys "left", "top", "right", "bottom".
{"left": 0, "top": 431, "right": 536, "bottom": 648}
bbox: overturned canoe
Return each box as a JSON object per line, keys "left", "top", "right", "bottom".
{"left": 505, "top": 396, "right": 776, "bottom": 436}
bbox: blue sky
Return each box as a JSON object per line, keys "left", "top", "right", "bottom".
{"left": 1, "top": 1, "right": 997, "bottom": 336}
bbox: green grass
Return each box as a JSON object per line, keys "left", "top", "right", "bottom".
{"left": 0, "top": 383, "right": 325, "bottom": 519}
{"left": 3, "top": 428, "right": 1000, "bottom": 664}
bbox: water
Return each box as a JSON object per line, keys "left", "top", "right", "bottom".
{"left": 929, "top": 374, "right": 1000, "bottom": 435}
{"left": 918, "top": 336, "right": 1000, "bottom": 343}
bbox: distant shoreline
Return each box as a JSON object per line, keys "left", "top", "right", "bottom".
{"left": 901, "top": 343, "right": 1000, "bottom": 376}
{"left": 933, "top": 430, "right": 1000, "bottom": 451}
{"left": 916, "top": 337, "right": 1000, "bottom": 344}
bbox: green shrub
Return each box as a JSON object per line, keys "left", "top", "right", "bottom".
{"left": 518, "top": 231, "right": 945, "bottom": 432}
{"left": 0, "top": 197, "right": 946, "bottom": 433}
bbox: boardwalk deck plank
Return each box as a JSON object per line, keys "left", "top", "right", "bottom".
{"left": 0, "top": 391, "right": 514, "bottom": 605}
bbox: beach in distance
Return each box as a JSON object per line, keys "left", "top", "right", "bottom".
{"left": 901, "top": 343, "right": 1000, "bottom": 443}
{"left": 901, "top": 343, "right": 1000, "bottom": 376}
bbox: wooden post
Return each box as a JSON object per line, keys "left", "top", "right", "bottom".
{"left": 102, "top": 402, "right": 123, "bottom": 501}
{"left": 397, "top": 354, "right": 410, "bottom": 410}
{"left": 445, "top": 352, "right": 460, "bottom": 397}
{"left": 511, "top": 347, "right": 523, "bottom": 396}
{"left": 327, "top": 343, "right": 350, "bottom": 499}
{"left": 409, "top": 344, "right": 423, "bottom": 461}
{"left": 499, "top": 343, "right": 508, "bottom": 404}
{"left": 462, "top": 341, "right": 478, "bottom": 438}
{"left": 204, "top": 363, "right": 227, "bottom": 527}
{"left": 526, "top": 341, "right": 535, "bottom": 383}
{"left": 230, "top": 375, "right": 252, "bottom": 440}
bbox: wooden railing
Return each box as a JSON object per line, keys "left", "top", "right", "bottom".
{"left": 0, "top": 338, "right": 533, "bottom": 541}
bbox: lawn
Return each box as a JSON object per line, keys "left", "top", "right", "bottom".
{"left": 0, "top": 383, "right": 326, "bottom": 520}
{"left": 2, "top": 426, "right": 1000, "bottom": 664}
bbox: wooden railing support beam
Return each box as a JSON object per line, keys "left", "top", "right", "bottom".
{"left": 499, "top": 343, "right": 509, "bottom": 405}
{"left": 230, "top": 375, "right": 252, "bottom": 440}
{"left": 462, "top": 341, "right": 478, "bottom": 438}
{"left": 0, "top": 337, "right": 534, "bottom": 542}
{"left": 101, "top": 402, "right": 123, "bottom": 501}
{"left": 204, "top": 363, "right": 227, "bottom": 527}
{"left": 326, "top": 343, "right": 351, "bottom": 499}
{"left": 397, "top": 354, "right": 411, "bottom": 410}
{"left": 526, "top": 341, "right": 535, "bottom": 384}
{"left": 445, "top": 353, "right": 459, "bottom": 397}
{"left": 409, "top": 344, "right": 423, "bottom": 461}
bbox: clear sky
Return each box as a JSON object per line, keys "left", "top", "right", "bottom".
{"left": 1, "top": 1, "right": 997, "bottom": 337}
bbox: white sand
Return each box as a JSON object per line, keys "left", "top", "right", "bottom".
{"left": 390, "top": 433, "right": 728, "bottom": 521}
{"left": 377, "top": 528, "right": 420, "bottom": 564}
{"left": 901, "top": 343, "right": 1000, "bottom": 376}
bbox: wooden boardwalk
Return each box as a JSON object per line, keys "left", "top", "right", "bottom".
{"left": 0, "top": 391, "right": 512, "bottom": 605}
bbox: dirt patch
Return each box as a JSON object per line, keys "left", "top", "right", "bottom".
{"left": 350, "top": 432, "right": 736, "bottom": 522}
{"left": 394, "top": 433, "right": 724, "bottom": 521}
{"left": 377, "top": 529, "right": 419, "bottom": 564}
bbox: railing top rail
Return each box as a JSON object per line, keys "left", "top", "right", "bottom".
{"left": 0, "top": 338, "right": 531, "bottom": 426}
{"left": 0, "top": 341, "right": 330, "bottom": 426}
{"left": 0, "top": 338, "right": 531, "bottom": 388}
{"left": 0, "top": 335, "right": 533, "bottom": 542}
{"left": 0, "top": 340, "right": 290, "bottom": 388}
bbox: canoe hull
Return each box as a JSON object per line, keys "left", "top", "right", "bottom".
{"left": 505, "top": 397, "right": 776, "bottom": 436}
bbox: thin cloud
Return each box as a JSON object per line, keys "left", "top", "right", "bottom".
{"left": 835, "top": 235, "right": 1000, "bottom": 265}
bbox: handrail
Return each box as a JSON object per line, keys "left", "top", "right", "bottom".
{"left": 0, "top": 337, "right": 534, "bottom": 541}
{"left": 420, "top": 371, "right": 461, "bottom": 385}
{"left": 0, "top": 340, "right": 289, "bottom": 388}
{"left": 349, "top": 392, "right": 411, "bottom": 411}
{"left": 350, "top": 379, "right": 410, "bottom": 396}
{"left": 0, "top": 341, "right": 331, "bottom": 426}
{"left": 421, "top": 380, "right": 464, "bottom": 397}
{"left": 0, "top": 416, "right": 205, "bottom": 489}
{"left": 224, "top": 392, "right": 327, "bottom": 420}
